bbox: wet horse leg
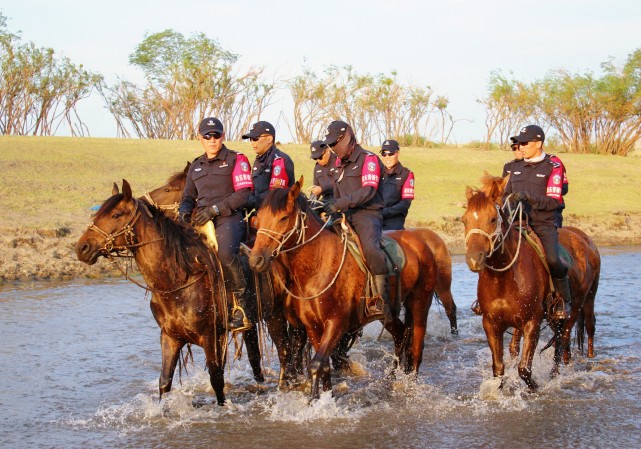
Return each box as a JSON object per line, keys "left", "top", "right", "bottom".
{"left": 204, "top": 336, "right": 227, "bottom": 406}
{"left": 307, "top": 321, "right": 347, "bottom": 400}
{"left": 403, "top": 294, "right": 431, "bottom": 374}
{"left": 509, "top": 328, "right": 522, "bottom": 359}
{"left": 518, "top": 321, "right": 540, "bottom": 391}
{"left": 244, "top": 322, "right": 265, "bottom": 383}
{"left": 264, "top": 312, "right": 293, "bottom": 389}
{"left": 159, "top": 331, "right": 183, "bottom": 399}
{"left": 584, "top": 279, "right": 598, "bottom": 358}
{"left": 436, "top": 290, "right": 458, "bottom": 335}
{"left": 482, "top": 317, "right": 505, "bottom": 383}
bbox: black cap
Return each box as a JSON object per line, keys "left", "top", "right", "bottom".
{"left": 242, "top": 121, "right": 275, "bottom": 139}
{"left": 509, "top": 136, "right": 518, "bottom": 144}
{"left": 310, "top": 140, "right": 324, "bottom": 159}
{"left": 380, "top": 139, "right": 400, "bottom": 154}
{"left": 514, "top": 125, "right": 545, "bottom": 143}
{"left": 199, "top": 117, "right": 224, "bottom": 135}
{"left": 319, "top": 120, "right": 349, "bottom": 148}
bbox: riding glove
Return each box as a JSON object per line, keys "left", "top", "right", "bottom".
{"left": 179, "top": 211, "right": 192, "bottom": 224}
{"left": 513, "top": 191, "right": 531, "bottom": 203}
{"left": 323, "top": 200, "right": 339, "bottom": 215}
{"left": 193, "top": 206, "right": 219, "bottom": 226}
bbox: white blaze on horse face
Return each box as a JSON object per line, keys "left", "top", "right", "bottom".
{"left": 473, "top": 211, "right": 479, "bottom": 220}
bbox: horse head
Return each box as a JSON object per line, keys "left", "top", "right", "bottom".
{"left": 249, "top": 176, "right": 304, "bottom": 273}
{"left": 144, "top": 162, "right": 190, "bottom": 219}
{"left": 76, "top": 179, "right": 140, "bottom": 265}
{"left": 461, "top": 174, "right": 509, "bottom": 272}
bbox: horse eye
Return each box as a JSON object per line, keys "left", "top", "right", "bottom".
{"left": 164, "top": 188, "right": 170, "bottom": 192}
{"left": 490, "top": 217, "right": 497, "bottom": 223}
{"left": 279, "top": 216, "right": 288, "bottom": 223}
{"left": 112, "top": 212, "right": 123, "bottom": 219}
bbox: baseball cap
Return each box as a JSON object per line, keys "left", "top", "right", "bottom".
{"left": 319, "top": 120, "right": 349, "bottom": 148}
{"left": 310, "top": 140, "right": 324, "bottom": 159}
{"left": 380, "top": 139, "right": 400, "bottom": 154}
{"left": 242, "top": 121, "right": 275, "bottom": 139}
{"left": 514, "top": 125, "right": 545, "bottom": 143}
{"left": 199, "top": 117, "right": 224, "bottom": 135}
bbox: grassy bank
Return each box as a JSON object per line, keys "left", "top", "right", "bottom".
{"left": 2, "top": 135, "right": 641, "bottom": 229}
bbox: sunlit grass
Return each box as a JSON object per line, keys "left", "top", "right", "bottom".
{"left": 1, "top": 135, "right": 640, "bottom": 229}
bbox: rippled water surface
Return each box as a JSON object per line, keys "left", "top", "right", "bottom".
{"left": 1, "top": 247, "right": 640, "bottom": 448}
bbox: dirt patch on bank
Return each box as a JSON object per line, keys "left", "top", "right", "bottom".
{"left": 1, "top": 212, "right": 640, "bottom": 283}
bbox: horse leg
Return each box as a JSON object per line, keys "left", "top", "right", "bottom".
{"left": 307, "top": 322, "right": 347, "bottom": 400}
{"left": 509, "top": 328, "right": 522, "bottom": 359}
{"left": 244, "top": 322, "right": 264, "bottom": 383}
{"left": 436, "top": 290, "right": 458, "bottom": 335}
{"left": 159, "top": 332, "right": 183, "bottom": 400}
{"left": 584, "top": 279, "right": 598, "bottom": 358}
{"left": 518, "top": 321, "right": 540, "bottom": 391}
{"left": 482, "top": 317, "right": 505, "bottom": 384}
{"left": 331, "top": 331, "right": 356, "bottom": 373}
{"left": 204, "top": 336, "right": 227, "bottom": 406}
{"left": 264, "top": 311, "right": 293, "bottom": 389}
{"left": 403, "top": 294, "right": 431, "bottom": 375}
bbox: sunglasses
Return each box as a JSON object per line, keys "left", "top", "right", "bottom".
{"left": 249, "top": 134, "right": 270, "bottom": 142}
{"left": 202, "top": 132, "right": 222, "bottom": 140}
{"left": 518, "top": 141, "right": 530, "bottom": 147}
{"left": 381, "top": 152, "right": 398, "bottom": 157}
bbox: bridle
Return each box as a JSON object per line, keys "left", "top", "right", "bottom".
{"left": 256, "top": 207, "right": 347, "bottom": 300}
{"left": 464, "top": 198, "right": 524, "bottom": 272}
{"left": 143, "top": 191, "right": 180, "bottom": 219}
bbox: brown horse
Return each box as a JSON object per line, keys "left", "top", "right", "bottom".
{"left": 146, "top": 164, "right": 306, "bottom": 389}
{"left": 462, "top": 175, "right": 600, "bottom": 390}
{"left": 76, "top": 180, "right": 233, "bottom": 405}
{"left": 410, "top": 228, "right": 458, "bottom": 335}
{"left": 248, "top": 179, "right": 436, "bottom": 399}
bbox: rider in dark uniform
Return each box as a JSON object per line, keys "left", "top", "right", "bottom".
{"left": 502, "top": 137, "right": 524, "bottom": 178}
{"left": 379, "top": 139, "right": 415, "bottom": 231}
{"left": 242, "top": 121, "right": 295, "bottom": 211}
{"left": 502, "top": 125, "right": 571, "bottom": 320}
{"left": 309, "top": 139, "right": 337, "bottom": 201}
{"left": 178, "top": 117, "right": 254, "bottom": 331}
{"left": 319, "top": 120, "right": 392, "bottom": 326}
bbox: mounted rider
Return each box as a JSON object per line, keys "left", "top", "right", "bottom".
{"left": 319, "top": 120, "right": 393, "bottom": 326}
{"left": 502, "top": 124, "right": 571, "bottom": 320}
{"left": 309, "top": 139, "right": 338, "bottom": 201}
{"left": 379, "top": 139, "right": 415, "bottom": 231}
{"left": 178, "top": 117, "right": 254, "bottom": 332}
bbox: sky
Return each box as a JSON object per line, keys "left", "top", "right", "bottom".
{"left": 3, "top": 0, "right": 641, "bottom": 143}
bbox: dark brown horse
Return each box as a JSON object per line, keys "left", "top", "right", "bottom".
{"left": 76, "top": 180, "right": 233, "bottom": 405}
{"left": 248, "top": 179, "right": 436, "bottom": 399}
{"left": 462, "top": 175, "right": 600, "bottom": 389}
{"left": 146, "top": 165, "right": 305, "bottom": 389}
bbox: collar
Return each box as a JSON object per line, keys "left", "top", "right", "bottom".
{"left": 257, "top": 145, "right": 276, "bottom": 163}
{"left": 340, "top": 144, "right": 364, "bottom": 165}
{"left": 524, "top": 151, "right": 546, "bottom": 164}
{"left": 203, "top": 145, "right": 229, "bottom": 162}
{"left": 386, "top": 162, "right": 403, "bottom": 175}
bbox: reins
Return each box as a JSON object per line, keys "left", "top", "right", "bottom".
{"left": 257, "top": 208, "right": 348, "bottom": 300}
{"left": 143, "top": 191, "right": 180, "bottom": 219}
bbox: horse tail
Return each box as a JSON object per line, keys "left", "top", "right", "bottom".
{"left": 576, "top": 308, "right": 586, "bottom": 355}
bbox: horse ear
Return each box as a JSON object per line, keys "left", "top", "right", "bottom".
{"left": 298, "top": 175, "right": 304, "bottom": 188}
{"left": 121, "top": 179, "right": 132, "bottom": 200}
{"left": 184, "top": 161, "right": 191, "bottom": 174}
{"left": 501, "top": 174, "right": 510, "bottom": 191}
{"left": 465, "top": 186, "right": 474, "bottom": 201}
{"left": 112, "top": 182, "right": 119, "bottom": 196}
{"left": 289, "top": 178, "right": 302, "bottom": 200}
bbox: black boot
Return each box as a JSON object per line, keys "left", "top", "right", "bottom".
{"left": 551, "top": 276, "right": 572, "bottom": 320}
{"left": 373, "top": 274, "right": 394, "bottom": 327}
{"left": 227, "top": 257, "right": 252, "bottom": 332}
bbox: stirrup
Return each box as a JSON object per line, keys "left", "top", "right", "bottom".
{"left": 548, "top": 295, "right": 569, "bottom": 321}
{"left": 229, "top": 306, "right": 251, "bottom": 333}
{"left": 365, "top": 295, "right": 385, "bottom": 319}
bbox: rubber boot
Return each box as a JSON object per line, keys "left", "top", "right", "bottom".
{"left": 551, "top": 276, "right": 572, "bottom": 321}
{"left": 374, "top": 274, "right": 394, "bottom": 327}
{"left": 227, "top": 257, "right": 251, "bottom": 332}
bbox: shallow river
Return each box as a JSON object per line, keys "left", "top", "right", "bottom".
{"left": 1, "top": 247, "right": 640, "bottom": 449}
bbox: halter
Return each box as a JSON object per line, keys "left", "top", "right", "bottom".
{"left": 86, "top": 198, "right": 146, "bottom": 255}
{"left": 256, "top": 207, "right": 347, "bottom": 300}
{"left": 143, "top": 191, "right": 180, "bottom": 219}
{"left": 464, "top": 199, "right": 524, "bottom": 272}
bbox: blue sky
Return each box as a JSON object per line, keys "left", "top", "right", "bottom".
{"left": 3, "top": 0, "right": 641, "bottom": 143}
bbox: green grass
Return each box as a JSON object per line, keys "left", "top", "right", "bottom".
{"left": 1, "top": 135, "right": 640, "bottom": 229}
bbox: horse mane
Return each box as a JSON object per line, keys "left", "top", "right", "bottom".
{"left": 479, "top": 172, "right": 505, "bottom": 203}
{"left": 166, "top": 169, "right": 187, "bottom": 187}
{"left": 262, "top": 188, "right": 324, "bottom": 226}
{"left": 467, "top": 188, "right": 493, "bottom": 212}
{"left": 95, "top": 193, "right": 211, "bottom": 276}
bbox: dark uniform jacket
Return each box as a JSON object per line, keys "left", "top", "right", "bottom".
{"left": 179, "top": 145, "right": 252, "bottom": 216}
{"left": 502, "top": 159, "right": 520, "bottom": 178}
{"left": 381, "top": 162, "right": 414, "bottom": 230}
{"left": 312, "top": 153, "right": 338, "bottom": 200}
{"left": 246, "top": 145, "right": 295, "bottom": 211}
{"left": 333, "top": 145, "right": 384, "bottom": 213}
{"left": 502, "top": 153, "right": 566, "bottom": 227}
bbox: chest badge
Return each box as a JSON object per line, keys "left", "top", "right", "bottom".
{"left": 194, "top": 167, "right": 203, "bottom": 172}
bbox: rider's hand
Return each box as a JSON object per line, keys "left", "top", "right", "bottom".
{"left": 192, "top": 206, "right": 218, "bottom": 226}
{"left": 513, "top": 191, "right": 531, "bottom": 203}
{"left": 323, "top": 200, "right": 339, "bottom": 215}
